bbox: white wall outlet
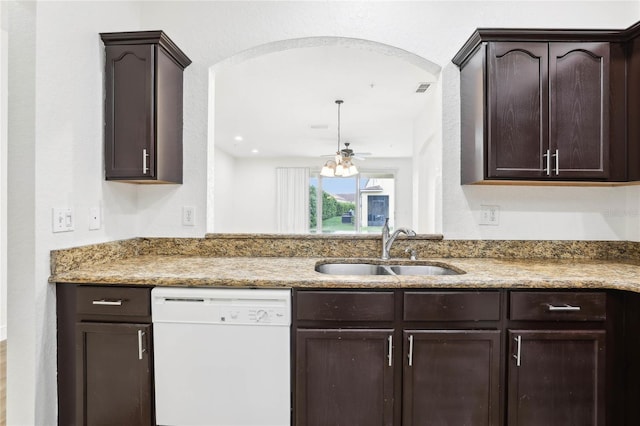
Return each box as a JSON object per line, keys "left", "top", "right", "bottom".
{"left": 480, "top": 205, "right": 500, "bottom": 226}
{"left": 183, "top": 206, "right": 195, "bottom": 226}
{"left": 89, "top": 207, "right": 101, "bottom": 230}
{"left": 52, "top": 207, "right": 74, "bottom": 233}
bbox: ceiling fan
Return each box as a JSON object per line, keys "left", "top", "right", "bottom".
{"left": 322, "top": 142, "right": 371, "bottom": 161}
{"left": 320, "top": 100, "right": 370, "bottom": 177}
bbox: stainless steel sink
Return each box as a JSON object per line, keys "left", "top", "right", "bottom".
{"left": 388, "top": 265, "right": 459, "bottom": 276}
{"left": 315, "top": 262, "right": 461, "bottom": 276}
{"left": 315, "top": 263, "right": 395, "bottom": 275}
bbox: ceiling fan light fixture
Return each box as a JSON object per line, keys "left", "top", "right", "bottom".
{"left": 320, "top": 100, "right": 359, "bottom": 178}
{"left": 320, "top": 160, "right": 336, "bottom": 177}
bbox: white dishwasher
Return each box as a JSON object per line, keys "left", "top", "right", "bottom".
{"left": 151, "top": 287, "right": 291, "bottom": 426}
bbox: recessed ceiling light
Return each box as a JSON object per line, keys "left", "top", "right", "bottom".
{"left": 234, "top": 136, "right": 243, "bottom": 141}
{"left": 251, "top": 149, "right": 259, "bottom": 154}
{"left": 310, "top": 124, "right": 329, "bottom": 130}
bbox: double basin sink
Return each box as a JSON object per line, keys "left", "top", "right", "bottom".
{"left": 316, "top": 261, "right": 462, "bottom": 276}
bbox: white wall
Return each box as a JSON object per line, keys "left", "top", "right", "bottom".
{"left": 441, "top": 62, "right": 632, "bottom": 240}
{"left": 214, "top": 155, "right": 412, "bottom": 233}
{"left": 139, "top": 0, "right": 639, "bottom": 241}
{"left": 624, "top": 186, "right": 640, "bottom": 241}
{"left": 136, "top": 61, "right": 209, "bottom": 237}
{"left": 5, "top": 2, "right": 37, "bottom": 423}
{"left": 4, "top": 1, "right": 640, "bottom": 423}
{"left": 4, "top": 1, "right": 145, "bottom": 423}
{"left": 413, "top": 75, "right": 443, "bottom": 234}
{"left": 213, "top": 147, "right": 236, "bottom": 232}
{"left": 1, "top": 24, "right": 7, "bottom": 342}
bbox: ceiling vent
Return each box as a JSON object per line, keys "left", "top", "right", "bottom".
{"left": 310, "top": 124, "right": 329, "bottom": 130}
{"left": 415, "top": 83, "right": 431, "bottom": 93}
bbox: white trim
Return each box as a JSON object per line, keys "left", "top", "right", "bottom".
{"left": 0, "top": 28, "right": 7, "bottom": 346}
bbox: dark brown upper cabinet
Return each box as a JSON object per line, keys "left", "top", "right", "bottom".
{"left": 489, "top": 42, "right": 609, "bottom": 180}
{"left": 626, "top": 23, "right": 640, "bottom": 181}
{"left": 100, "top": 31, "right": 191, "bottom": 184}
{"left": 454, "top": 29, "right": 626, "bottom": 184}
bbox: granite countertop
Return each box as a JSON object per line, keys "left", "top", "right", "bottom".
{"left": 50, "top": 255, "right": 640, "bottom": 293}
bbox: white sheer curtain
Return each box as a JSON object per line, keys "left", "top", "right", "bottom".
{"left": 276, "top": 167, "right": 309, "bottom": 233}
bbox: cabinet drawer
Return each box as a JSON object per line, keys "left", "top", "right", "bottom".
{"left": 296, "top": 291, "right": 395, "bottom": 322}
{"left": 76, "top": 286, "right": 151, "bottom": 319}
{"left": 510, "top": 291, "right": 606, "bottom": 321}
{"left": 404, "top": 291, "right": 501, "bottom": 321}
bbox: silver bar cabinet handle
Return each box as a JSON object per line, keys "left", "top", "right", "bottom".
{"left": 92, "top": 299, "right": 122, "bottom": 306}
{"left": 387, "top": 335, "right": 393, "bottom": 367}
{"left": 553, "top": 149, "right": 559, "bottom": 175}
{"left": 547, "top": 304, "right": 581, "bottom": 312}
{"left": 513, "top": 336, "right": 522, "bottom": 367}
{"left": 142, "top": 148, "right": 149, "bottom": 174}
{"left": 408, "top": 335, "right": 414, "bottom": 367}
{"left": 138, "top": 330, "right": 145, "bottom": 360}
{"left": 543, "top": 149, "right": 551, "bottom": 176}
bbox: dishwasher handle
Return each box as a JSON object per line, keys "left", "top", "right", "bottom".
{"left": 161, "top": 297, "right": 206, "bottom": 303}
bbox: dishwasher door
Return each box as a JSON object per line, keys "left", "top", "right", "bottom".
{"left": 152, "top": 287, "right": 291, "bottom": 426}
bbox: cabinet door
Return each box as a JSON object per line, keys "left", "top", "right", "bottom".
{"left": 488, "top": 42, "right": 549, "bottom": 179}
{"left": 105, "top": 44, "right": 155, "bottom": 180}
{"left": 76, "top": 323, "right": 153, "bottom": 426}
{"left": 296, "top": 328, "right": 395, "bottom": 426}
{"left": 550, "top": 42, "right": 609, "bottom": 179}
{"left": 508, "top": 330, "right": 605, "bottom": 426}
{"left": 402, "top": 330, "right": 501, "bottom": 426}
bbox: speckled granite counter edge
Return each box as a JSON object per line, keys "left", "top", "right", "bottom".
{"left": 50, "top": 238, "right": 144, "bottom": 275}
{"left": 50, "top": 235, "right": 640, "bottom": 276}
{"left": 204, "top": 233, "right": 444, "bottom": 240}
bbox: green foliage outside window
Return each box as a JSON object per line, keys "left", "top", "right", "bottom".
{"left": 309, "top": 184, "right": 355, "bottom": 229}
{"left": 309, "top": 185, "right": 317, "bottom": 228}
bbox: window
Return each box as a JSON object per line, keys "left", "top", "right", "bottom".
{"left": 309, "top": 172, "right": 395, "bottom": 234}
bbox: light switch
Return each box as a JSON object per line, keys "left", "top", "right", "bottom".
{"left": 52, "top": 208, "right": 74, "bottom": 233}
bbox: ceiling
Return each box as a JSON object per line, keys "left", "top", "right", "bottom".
{"left": 213, "top": 43, "right": 437, "bottom": 159}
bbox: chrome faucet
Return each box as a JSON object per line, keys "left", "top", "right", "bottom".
{"left": 381, "top": 218, "right": 416, "bottom": 260}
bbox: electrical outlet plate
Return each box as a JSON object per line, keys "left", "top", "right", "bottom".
{"left": 480, "top": 205, "right": 500, "bottom": 226}
{"left": 89, "top": 207, "right": 101, "bottom": 230}
{"left": 52, "top": 208, "right": 74, "bottom": 233}
{"left": 183, "top": 206, "right": 195, "bottom": 226}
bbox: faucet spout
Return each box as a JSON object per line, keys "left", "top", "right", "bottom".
{"left": 381, "top": 219, "right": 416, "bottom": 260}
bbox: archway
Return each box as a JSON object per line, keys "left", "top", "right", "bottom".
{"left": 206, "top": 37, "right": 443, "bottom": 234}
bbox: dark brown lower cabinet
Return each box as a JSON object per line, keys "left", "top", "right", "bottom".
{"left": 57, "top": 284, "right": 154, "bottom": 426}
{"left": 76, "top": 323, "right": 153, "bottom": 426}
{"left": 293, "top": 290, "right": 503, "bottom": 426}
{"left": 295, "top": 328, "right": 395, "bottom": 426}
{"left": 507, "top": 329, "right": 606, "bottom": 426}
{"left": 402, "top": 330, "right": 501, "bottom": 426}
